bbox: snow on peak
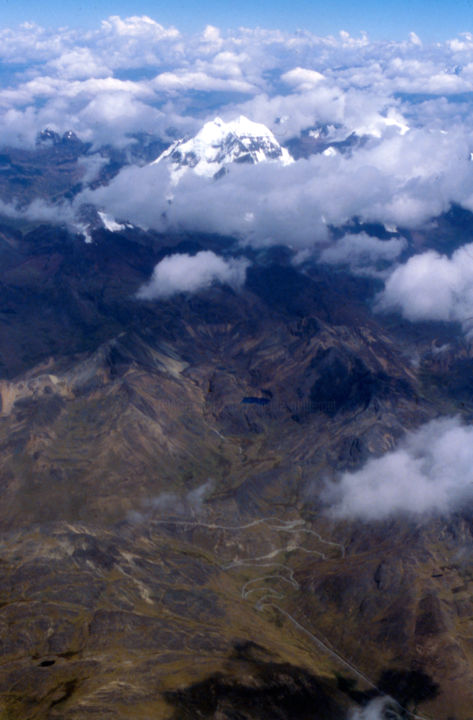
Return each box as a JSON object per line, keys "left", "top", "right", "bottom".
{"left": 152, "top": 115, "right": 293, "bottom": 181}
{"left": 98, "top": 211, "right": 126, "bottom": 233}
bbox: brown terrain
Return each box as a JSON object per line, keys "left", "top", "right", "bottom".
{"left": 1, "top": 146, "right": 473, "bottom": 719}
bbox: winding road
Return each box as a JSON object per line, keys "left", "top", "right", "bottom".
{"left": 149, "top": 513, "right": 432, "bottom": 720}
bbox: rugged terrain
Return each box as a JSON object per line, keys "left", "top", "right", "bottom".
{"left": 0, "top": 203, "right": 473, "bottom": 720}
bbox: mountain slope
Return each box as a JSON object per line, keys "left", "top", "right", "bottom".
{"left": 1, "top": 218, "right": 473, "bottom": 718}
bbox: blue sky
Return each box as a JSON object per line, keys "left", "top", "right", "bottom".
{"left": 0, "top": 0, "right": 472, "bottom": 41}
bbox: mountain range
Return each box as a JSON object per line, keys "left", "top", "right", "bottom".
{"left": 1, "top": 117, "right": 473, "bottom": 720}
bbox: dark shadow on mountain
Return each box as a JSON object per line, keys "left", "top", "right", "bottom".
{"left": 164, "top": 645, "right": 346, "bottom": 720}
{"left": 377, "top": 669, "right": 439, "bottom": 708}
{"left": 309, "top": 347, "right": 414, "bottom": 416}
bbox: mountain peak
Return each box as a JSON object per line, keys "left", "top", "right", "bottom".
{"left": 152, "top": 115, "right": 293, "bottom": 181}
{"left": 36, "top": 128, "right": 83, "bottom": 147}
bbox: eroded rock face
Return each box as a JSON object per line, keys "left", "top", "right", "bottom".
{"left": 0, "top": 220, "right": 473, "bottom": 719}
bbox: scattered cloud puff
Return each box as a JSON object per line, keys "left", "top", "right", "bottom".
{"left": 147, "top": 480, "right": 213, "bottom": 516}
{"left": 281, "top": 67, "right": 325, "bottom": 91}
{"left": 325, "top": 417, "right": 473, "bottom": 520}
{"left": 136, "top": 251, "right": 249, "bottom": 299}
{"left": 100, "top": 14, "right": 180, "bottom": 41}
{"left": 377, "top": 243, "right": 473, "bottom": 325}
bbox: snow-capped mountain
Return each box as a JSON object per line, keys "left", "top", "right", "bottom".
{"left": 152, "top": 115, "right": 293, "bottom": 182}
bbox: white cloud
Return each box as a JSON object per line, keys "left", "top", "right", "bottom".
{"left": 152, "top": 70, "right": 256, "bottom": 94}
{"left": 338, "top": 30, "right": 369, "bottom": 47}
{"left": 377, "top": 243, "right": 473, "bottom": 325}
{"left": 281, "top": 67, "right": 325, "bottom": 91}
{"left": 136, "top": 251, "right": 249, "bottom": 299}
{"left": 325, "top": 417, "right": 473, "bottom": 520}
{"left": 200, "top": 25, "right": 223, "bottom": 48}
{"left": 77, "top": 92, "right": 163, "bottom": 146}
{"left": 319, "top": 232, "right": 407, "bottom": 277}
{"left": 47, "top": 47, "right": 110, "bottom": 80}
{"left": 100, "top": 15, "right": 180, "bottom": 41}
{"left": 409, "top": 32, "right": 422, "bottom": 47}
{"left": 231, "top": 86, "right": 346, "bottom": 140}
{"left": 448, "top": 32, "right": 473, "bottom": 52}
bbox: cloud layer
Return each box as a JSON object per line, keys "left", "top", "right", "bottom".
{"left": 325, "top": 417, "right": 473, "bottom": 520}
{"left": 3, "top": 16, "right": 473, "bottom": 151}
{"left": 87, "top": 122, "right": 473, "bottom": 251}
